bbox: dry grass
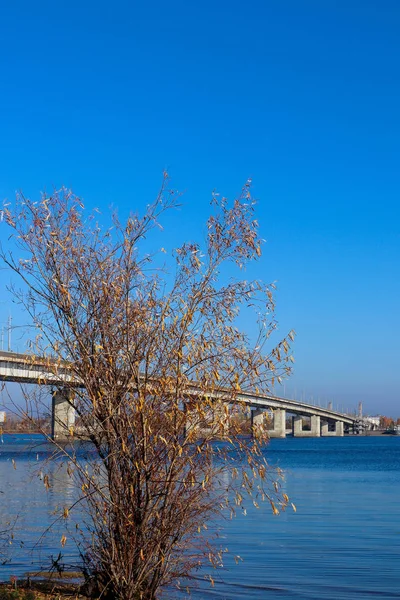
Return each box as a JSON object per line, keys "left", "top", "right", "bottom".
{"left": 0, "top": 579, "right": 89, "bottom": 600}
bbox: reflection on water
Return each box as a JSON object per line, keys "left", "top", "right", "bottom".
{"left": 1, "top": 435, "right": 400, "bottom": 599}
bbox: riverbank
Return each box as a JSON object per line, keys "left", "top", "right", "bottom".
{"left": 0, "top": 580, "right": 88, "bottom": 599}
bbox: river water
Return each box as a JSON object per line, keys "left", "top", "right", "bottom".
{"left": 0, "top": 434, "right": 399, "bottom": 599}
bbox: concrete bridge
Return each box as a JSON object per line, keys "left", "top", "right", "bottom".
{"left": 0, "top": 350, "right": 356, "bottom": 439}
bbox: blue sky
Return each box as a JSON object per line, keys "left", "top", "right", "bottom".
{"left": 0, "top": 0, "right": 399, "bottom": 415}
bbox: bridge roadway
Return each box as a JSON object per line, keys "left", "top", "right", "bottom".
{"left": 0, "top": 350, "right": 355, "bottom": 438}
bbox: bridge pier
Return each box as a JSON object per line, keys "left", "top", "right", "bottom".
{"left": 321, "top": 420, "right": 337, "bottom": 436}
{"left": 51, "top": 388, "right": 75, "bottom": 441}
{"left": 293, "top": 415, "right": 302, "bottom": 436}
{"left": 335, "top": 420, "right": 344, "bottom": 437}
{"left": 270, "top": 408, "right": 286, "bottom": 438}
{"left": 212, "top": 401, "right": 229, "bottom": 436}
{"left": 293, "top": 414, "right": 320, "bottom": 437}
{"left": 321, "top": 420, "right": 329, "bottom": 436}
{"left": 251, "top": 408, "right": 264, "bottom": 437}
{"left": 311, "top": 415, "right": 321, "bottom": 437}
{"left": 320, "top": 419, "right": 344, "bottom": 436}
{"left": 251, "top": 408, "right": 286, "bottom": 438}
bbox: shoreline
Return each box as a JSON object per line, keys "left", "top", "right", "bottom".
{"left": 0, "top": 578, "right": 88, "bottom": 599}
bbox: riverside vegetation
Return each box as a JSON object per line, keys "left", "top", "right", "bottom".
{"left": 0, "top": 177, "right": 295, "bottom": 599}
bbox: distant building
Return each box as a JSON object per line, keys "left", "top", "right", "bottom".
{"left": 364, "top": 415, "right": 380, "bottom": 429}
{"left": 0, "top": 411, "right": 5, "bottom": 423}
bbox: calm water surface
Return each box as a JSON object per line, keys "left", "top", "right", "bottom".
{"left": 0, "top": 434, "right": 399, "bottom": 599}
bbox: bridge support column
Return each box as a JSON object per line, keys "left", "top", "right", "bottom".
{"left": 271, "top": 408, "right": 286, "bottom": 438}
{"left": 335, "top": 421, "right": 344, "bottom": 437}
{"left": 311, "top": 415, "right": 320, "bottom": 437}
{"left": 212, "top": 401, "right": 229, "bottom": 437}
{"left": 321, "top": 421, "right": 329, "bottom": 436}
{"left": 52, "top": 388, "right": 75, "bottom": 441}
{"left": 293, "top": 415, "right": 303, "bottom": 436}
{"left": 251, "top": 408, "right": 264, "bottom": 438}
{"left": 293, "top": 414, "right": 321, "bottom": 437}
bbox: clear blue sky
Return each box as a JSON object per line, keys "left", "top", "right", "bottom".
{"left": 0, "top": 0, "right": 399, "bottom": 415}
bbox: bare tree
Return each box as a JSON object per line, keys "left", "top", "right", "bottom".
{"left": 1, "top": 177, "right": 295, "bottom": 599}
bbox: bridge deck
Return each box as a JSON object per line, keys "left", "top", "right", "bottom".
{"left": 0, "top": 351, "right": 355, "bottom": 424}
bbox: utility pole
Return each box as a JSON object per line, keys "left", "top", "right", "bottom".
{"left": 7, "top": 315, "right": 12, "bottom": 352}
{"left": 8, "top": 315, "right": 12, "bottom": 352}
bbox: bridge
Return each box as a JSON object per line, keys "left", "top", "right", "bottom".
{"left": 0, "top": 350, "right": 356, "bottom": 439}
